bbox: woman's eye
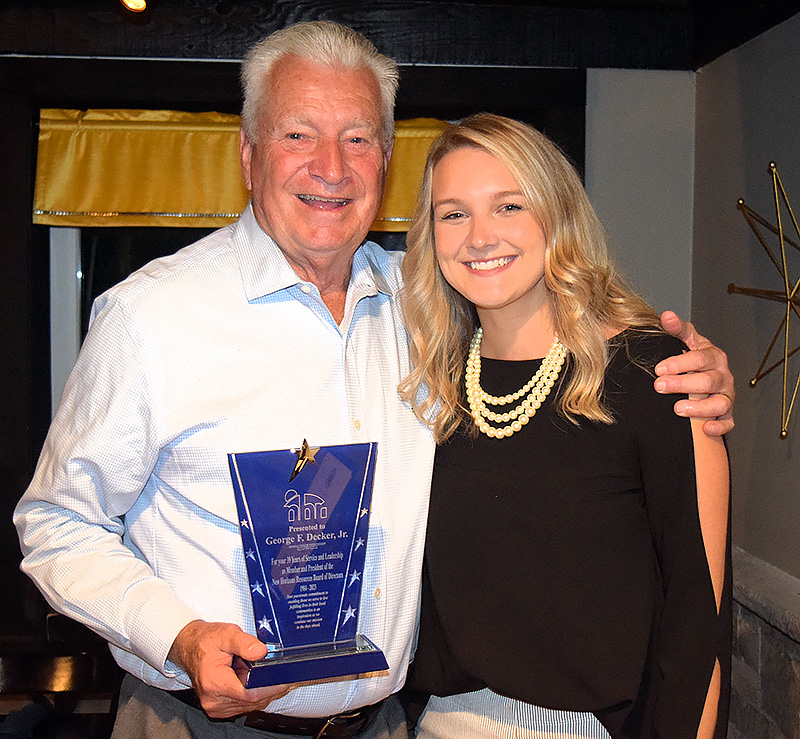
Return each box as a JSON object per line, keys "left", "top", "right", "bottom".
{"left": 440, "top": 212, "right": 465, "bottom": 221}
{"left": 500, "top": 203, "right": 523, "bottom": 213}
{"left": 287, "top": 133, "right": 305, "bottom": 140}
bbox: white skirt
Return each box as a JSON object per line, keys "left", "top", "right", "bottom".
{"left": 415, "top": 689, "right": 612, "bottom": 739}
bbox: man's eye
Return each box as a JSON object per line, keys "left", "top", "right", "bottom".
{"left": 287, "top": 133, "right": 305, "bottom": 140}
{"left": 440, "top": 212, "right": 465, "bottom": 221}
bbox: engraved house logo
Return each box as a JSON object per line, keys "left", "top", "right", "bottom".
{"left": 284, "top": 489, "right": 328, "bottom": 522}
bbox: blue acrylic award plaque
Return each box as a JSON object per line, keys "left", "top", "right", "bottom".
{"left": 228, "top": 441, "right": 388, "bottom": 688}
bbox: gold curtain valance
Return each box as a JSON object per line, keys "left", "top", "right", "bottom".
{"left": 33, "top": 109, "right": 448, "bottom": 231}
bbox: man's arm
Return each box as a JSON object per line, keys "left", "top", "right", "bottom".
{"left": 14, "top": 295, "right": 197, "bottom": 677}
{"left": 15, "top": 292, "right": 247, "bottom": 692}
{"left": 168, "top": 620, "right": 292, "bottom": 718}
{"left": 655, "top": 310, "right": 734, "bottom": 437}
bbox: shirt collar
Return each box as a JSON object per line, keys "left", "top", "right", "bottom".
{"left": 232, "top": 205, "right": 304, "bottom": 301}
{"left": 349, "top": 243, "right": 397, "bottom": 300}
{"left": 232, "top": 203, "right": 398, "bottom": 302}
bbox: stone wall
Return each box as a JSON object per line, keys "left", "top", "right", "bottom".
{"left": 729, "top": 548, "right": 800, "bottom": 739}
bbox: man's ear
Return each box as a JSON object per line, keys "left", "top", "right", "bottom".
{"left": 240, "top": 127, "right": 253, "bottom": 192}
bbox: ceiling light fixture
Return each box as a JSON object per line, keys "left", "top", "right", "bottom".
{"left": 120, "top": 0, "right": 147, "bottom": 12}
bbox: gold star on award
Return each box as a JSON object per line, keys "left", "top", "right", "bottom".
{"left": 289, "top": 439, "right": 319, "bottom": 481}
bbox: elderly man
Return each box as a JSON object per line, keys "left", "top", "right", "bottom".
{"left": 15, "top": 21, "right": 733, "bottom": 739}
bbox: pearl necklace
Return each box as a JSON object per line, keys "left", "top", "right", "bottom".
{"left": 465, "top": 328, "right": 567, "bottom": 439}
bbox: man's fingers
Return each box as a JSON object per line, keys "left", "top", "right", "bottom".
{"left": 655, "top": 368, "right": 726, "bottom": 396}
{"left": 170, "top": 620, "right": 266, "bottom": 674}
{"left": 673, "top": 394, "right": 735, "bottom": 435}
{"left": 200, "top": 682, "right": 293, "bottom": 719}
{"left": 657, "top": 311, "right": 735, "bottom": 425}
{"left": 214, "top": 624, "right": 268, "bottom": 662}
{"left": 193, "top": 660, "right": 292, "bottom": 717}
{"left": 660, "top": 310, "right": 715, "bottom": 352}
{"left": 655, "top": 345, "right": 725, "bottom": 378}
{"left": 168, "top": 620, "right": 286, "bottom": 718}
{"left": 247, "top": 684, "right": 294, "bottom": 709}
{"left": 702, "top": 417, "right": 735, "bottom": 437}
{"left": 673, "top": 394, "right": 733, "bottom": 421}
{"left": 661, "top": 310, "right": 689, "bottom": 340}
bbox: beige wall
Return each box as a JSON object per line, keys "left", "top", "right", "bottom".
{"left": 693, "top": 12, "right": 800, "bottom": 578}
{"left": 585, "top": 68, "right": 695, "bottom": 317}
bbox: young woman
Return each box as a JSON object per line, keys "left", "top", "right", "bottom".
{"left": 399, "top": 114, "right": 730, "bottom": 739}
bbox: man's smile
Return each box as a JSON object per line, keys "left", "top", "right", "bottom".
{"left": 297, "top": 194, "right": 351, "bottom": 209}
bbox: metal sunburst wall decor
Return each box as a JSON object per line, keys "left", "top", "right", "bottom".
{"left": 728, "top": 162, "right": 800, "bottom": 439}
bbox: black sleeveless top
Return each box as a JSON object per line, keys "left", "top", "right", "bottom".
{"left": 407, "top": 331, "right": 731, "bottom": 739}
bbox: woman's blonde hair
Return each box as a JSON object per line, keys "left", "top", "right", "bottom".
{"left": 399, "top": 113, "right": 660, "bottom": 442}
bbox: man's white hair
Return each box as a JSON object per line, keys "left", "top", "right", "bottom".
{"left": 241, "top": 21, "right": 399, "bottom": 151}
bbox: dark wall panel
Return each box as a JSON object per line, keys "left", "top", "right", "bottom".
{"left": 0, "top": 91, "right": 50, "bottom": 636}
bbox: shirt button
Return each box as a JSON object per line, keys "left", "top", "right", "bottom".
{"left": 300, "top": 284, "right": 311, "bottom": 294}
{"left": 374, "top": 588, "right": 381, "bottom": 599}
{"left": 353, "top": 419, "right": 361, "bottom": 430}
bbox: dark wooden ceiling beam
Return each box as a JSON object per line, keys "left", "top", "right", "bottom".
{"left": 2, "top": 0, "right": 692, "bottom": 69}
{"left": 690, "top": 0, "right": 800, "bottom": 67}
{"left": 4, "top": 1, "right": 800, "bottom": 70}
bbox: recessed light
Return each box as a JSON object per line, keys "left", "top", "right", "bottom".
{"left": 120, "top": 0, "right": 147, "bottom": 12}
